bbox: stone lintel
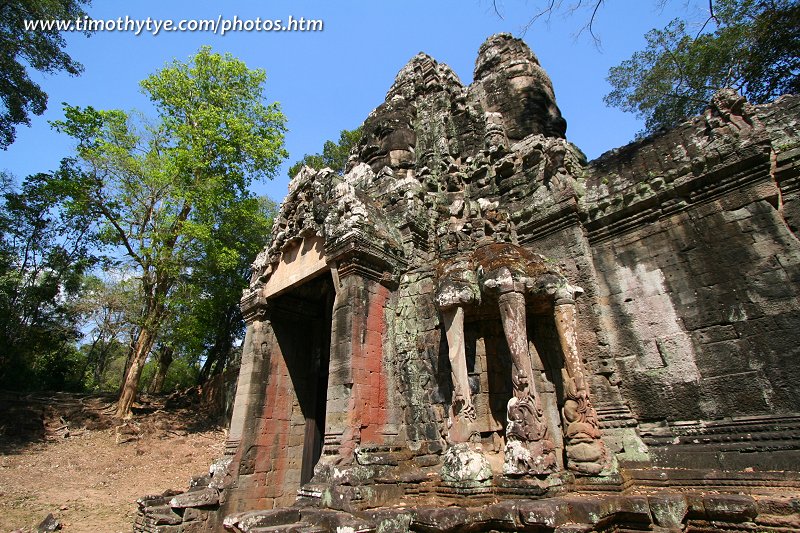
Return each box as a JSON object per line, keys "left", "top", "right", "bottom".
{"left": 262, "top": 235, "right": 328, "bottom": 299}
{"left": 268, "top": 294, "right": 325, "bottom": 321}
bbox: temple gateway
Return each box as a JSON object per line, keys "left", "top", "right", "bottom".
{"left": 137, "top": 34, "right": 800, "bottom": 532}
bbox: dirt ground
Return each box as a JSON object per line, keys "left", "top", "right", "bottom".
{"left": 0, "top": 391, "right": 226, "bottom": 533}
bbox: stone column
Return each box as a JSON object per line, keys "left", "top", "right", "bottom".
{"left": 230, "top": 292, "right": 272, "bottom": 457}
{"left": 226, "top": 323, "right": 254, "bottom": 455}
{"left": 323, "top": 271, "right": 363, "bottom": 463}
{"left": 495, "top": 278, "right": 556, "bottom": 476}
{"left": 553, "top": 292, "right": 608, "bottom": 475}
{"left": 435, "top": 257, "right": 481, "bottom": 445}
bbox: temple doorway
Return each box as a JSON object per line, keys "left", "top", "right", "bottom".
{"left": 268, "top": 272, "right": 335, "bottom": 486}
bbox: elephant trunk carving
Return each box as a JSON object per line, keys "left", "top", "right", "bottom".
{"left": 435, "top": 243, "right": 609, "bottom": 477}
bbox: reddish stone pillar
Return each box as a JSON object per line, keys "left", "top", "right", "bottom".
{"left": 323, "top": 238, "right": 403, "bottom": 464}
{"left": 226, "top": 294, "right": 297, "bottom": 511}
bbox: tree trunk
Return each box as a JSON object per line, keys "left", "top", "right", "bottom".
{"left": 118, "top": 327, "right": 139, "bottom": 395}
{"left": 149, "top": 346, "right": 173, "bottom": 394}
{"left": 93, "top": 340, "right": 111, "bottom": 389}
{"left": 79, "top": 336, "right": 100, "bottom": 388}
{"left": 198, "top": 306, "right": 235, "bottom": 384}
{"left": 115, "top": 327, "right": 155, "bottom": 418}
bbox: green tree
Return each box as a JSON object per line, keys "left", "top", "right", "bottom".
{"left": 0, "top": 0, "right": 91, "bottom": 148}
{"left": 0, "top": 171, "right": 97, "bottom": 389}
{"left": 288, "top": 126, "right": 362, "bottom": 178}
{"left": 185, "top": 195, "right": 276, "bottom": 384}
{"left": 149, "top": 195, "right": 277, "bottom": 392}
{"left": 73, "top": 272, "right": 138, "bottom": 391}
{"left": 52, "top": 47, "right": 287, "bottom": 417}
{"left": 605, "top": 0, "right": 800, "bottom": 133}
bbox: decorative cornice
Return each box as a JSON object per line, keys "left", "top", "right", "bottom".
{"left": 775, "top": 146, "right": 800, "bottom": 195}
{"left": 240, "top": 290, "right": 269, "bottom": 324}
{"left": 325, "top": 230, "right": 408, "bottom": 286}
{"left": 639, "top": 414, "right": 800, "bottom": 450}
{"left": 584, "top": 150, "right": 773, "bottom": 244}
{"left": 516, "top": 204, "right": 581, "bottom": 245}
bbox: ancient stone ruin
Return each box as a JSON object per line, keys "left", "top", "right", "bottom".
{"left": 136, "top": 34, "right": 800, "bottom": 532}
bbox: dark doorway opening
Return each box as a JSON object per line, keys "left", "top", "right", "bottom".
{"left": 269, "top": 272, "right": 334, "bottom": 486}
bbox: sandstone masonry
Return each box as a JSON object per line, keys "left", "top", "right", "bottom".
{"left": 135, "top": 34, "right": 800, "bottom": 533}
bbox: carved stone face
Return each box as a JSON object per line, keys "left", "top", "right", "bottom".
{"left": 472, "top": 34, "right": 567, "bottom": 140}
{"left": 358, "top": 98, "right": 417, "bottom": 172}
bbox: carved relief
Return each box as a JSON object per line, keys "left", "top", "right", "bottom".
{"left": 435, "top": 243, "right": 607, "bottom": 476}
{"left": 435, "top": 257, "right": 481, "bottom": 444}
{"left": 553, "top": 295, "right": 607, "bottom": 475}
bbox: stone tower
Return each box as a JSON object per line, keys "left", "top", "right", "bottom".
{"left": 136, "top": 34, "right": 800, "bottom": 532}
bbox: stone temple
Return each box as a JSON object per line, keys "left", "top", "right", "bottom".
{"left": 136, "top": 34, "right": 800, "bottom": 532}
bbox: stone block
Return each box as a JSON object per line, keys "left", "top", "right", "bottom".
{"left": 649, "top": 494, "right": 688, "bottom": 528}
{"left": 182, "top": 507, "right": 208, "bottom": 522}
{"left": 223, "top": 508, "right": 301, "bottom": 530}
{"left": 179, "top": 521, "right": 209, "bottom": 533}
{"left": 144, "top": 505, "right": 183, "bottom": 526}
{"left": 693, "top": 324, "right": 738, "bottom": 343}
{"left": 699, "top": 371, "right": 771, "bottom": 416}
{"left": 703, "top": 494, "right": 757, "bottom": 523}
{"left": 169, "top": 488, "right": 219, "bottom": 509}
{"left": 412, "top": 506, "right": 471, "bottom": 532}
{"left": 694, "top": 339, "right": 750, "bottom": 378}
{"left": 554, "top": 525, "right": 593, "bottom": 533}
{"left": 36, "top": 513, "right": 61, "bottom": 533}
{"left": 518, "top": 499, "right": 570, "bottom": 528}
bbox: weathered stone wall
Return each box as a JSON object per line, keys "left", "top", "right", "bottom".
{"left": 389, "top": 268, "right": 445, "bottom": 453}
{"left": 584, "top": 92, "right": 800, "bottom": 468}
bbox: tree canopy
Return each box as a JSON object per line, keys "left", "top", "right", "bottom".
{"left": 605, "top": 0, "right": 799, "bottom": 133}
{"left": 0, "top": 171, "right": 97, "bottom": 389}
{"left": 159, "top": 195, "right": 278, "bottom": 389}
{"left": 52, "top": 47, "right": 287, "bottom": 416}
{"left": 0, "top": 0, "right": 91, "bottom": 149}
{"left": 288, "top": 126, "right": 362, "bottom": 178}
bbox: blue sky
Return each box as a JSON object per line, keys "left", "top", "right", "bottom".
{"left": 2, "top": 0, "right": 710, "bottom": 203}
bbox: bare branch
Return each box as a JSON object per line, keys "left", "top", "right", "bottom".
{"left": 519, "top": 0, "right": 560, "bottom": 37}
{"left": 695, "top": 0, "right": 719, "bottom": 38}
{"left": 492, "top": 0, "right": 504, "bottom": 19}
{"left": 586, "top": 0, "right": 605, "bottom": 48}
{"left": 92, "top": 188, "right": 146, "bottom": 270}
{"left": 659, "top": 34, "right": 691, "bottom": 92}
{"left": 518, "top": 0, "right": 605, "bottom": 46}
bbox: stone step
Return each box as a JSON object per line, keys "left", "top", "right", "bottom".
{"left": 248, "top": 524, "right": 325, "bottom": 533}
{"left": 168, "top": 487, "right": 219, "bottom": 508}
{"left": 223, "top": 508, "right": 302, "bottom": 532}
